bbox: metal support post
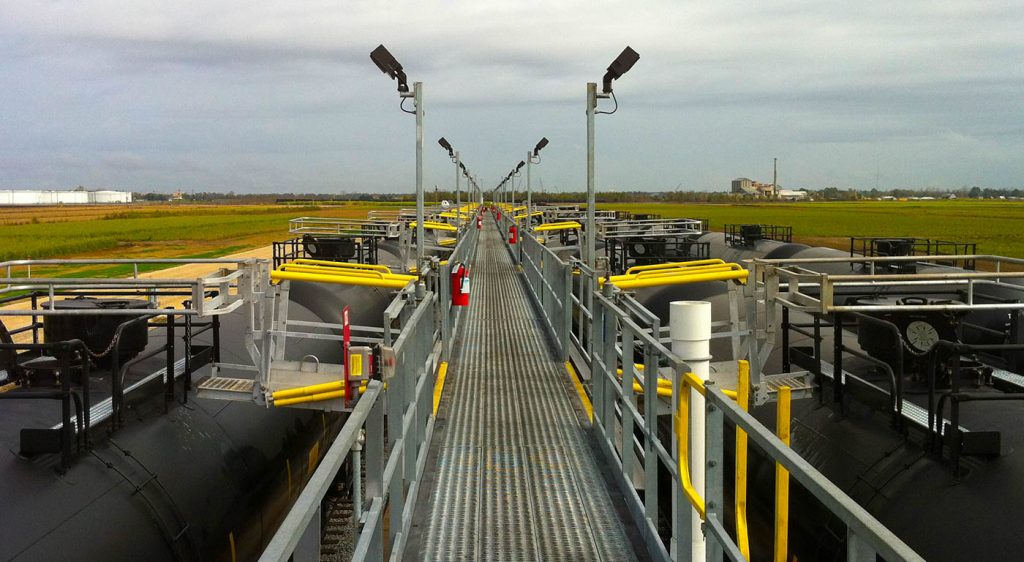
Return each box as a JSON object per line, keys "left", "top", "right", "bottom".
{"left": 454, "top": 150, "right": 461, "bottom": 242}
{"left": 705, "top": 382, "right": 725, "bottom": 562}
{"left": 414, "top": 82, "right": 425, "bottom": 266}
{"left": 586, "top": 82, "right": 597, "bottom": 271}
{"left": 526, "top": 150, "right": 532, "bottom": 228}
{"left": 294, "top": 504, "right": 321, "bottom": 562}
{"left": 353, "top": 431, "right": 364, "bottom": 522}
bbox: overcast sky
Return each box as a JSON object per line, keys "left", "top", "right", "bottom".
{"left": 2, "top": 1, "right": 1022, "bottom": 193}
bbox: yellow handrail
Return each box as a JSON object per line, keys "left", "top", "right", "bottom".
{"left": 619, "top": 365, "right": 739, "bottom": 399}
{"left": 279, "top": 264, "right": 387, "bottom": 280}
{"left": 736, "top": 360, "right": 751, "bottom": 560}
{"left": 408, "top": 221, "right": 458, "bottom": 232}
{"left": 534, "top": 221, "right": 582, "bottom": 232}
{"left": 676, "top": 371, "right": 706, "bottom": 518}
{"left": 602, "top": 259, "right": 748, "bottom": 290}
{"left": 271, "top": 268, "right": 415, "bottom": 289}
{"left": 292, "top": 259, "right": 392, "bottom": 274}
{"left": 674, "top": 367, "right": 745, "bottom": 522}
{"left": 775, "top": 386, "right": 792, "bottom": 562}
{"left": 624, "top": 259, "right": 725, "bottom": 276}
{"left": 272, "top": 380, "right": 344, "bottom": 400}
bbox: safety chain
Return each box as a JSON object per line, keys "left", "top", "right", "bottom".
{"left": 85, "top": 332, "right": 121, "bottom": 359}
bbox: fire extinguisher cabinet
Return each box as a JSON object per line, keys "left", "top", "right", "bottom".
{"left": 451, "top": 263, "right": 470, "bottom": 307}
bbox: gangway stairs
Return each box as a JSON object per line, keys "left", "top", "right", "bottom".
{"left": 405, "top": 220, "right": 639, "bottom": 560}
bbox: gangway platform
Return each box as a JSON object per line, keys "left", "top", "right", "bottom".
{"left": 405, "top": 220, "right": 639, "bottom": 560}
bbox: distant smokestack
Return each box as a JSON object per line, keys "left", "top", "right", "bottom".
{"left": 773, "top": 157, "right": 778, "bottom": 199}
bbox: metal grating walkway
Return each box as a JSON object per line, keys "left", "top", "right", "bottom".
{"left": 409, "top": 219, "right": 637, "bottom": 561}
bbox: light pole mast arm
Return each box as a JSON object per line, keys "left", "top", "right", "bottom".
{"left": 586, "top": 82, "right": 597, "bottom": 271}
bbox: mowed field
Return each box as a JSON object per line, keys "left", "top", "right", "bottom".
{"left": 0, "top": 202, "right": 401, "bottom": 277}
{"left": 4, "top": 199, "right": 1022, "bottom": 274}
{"left": 599, "top": 200, "right": 1024, "bottom": 259}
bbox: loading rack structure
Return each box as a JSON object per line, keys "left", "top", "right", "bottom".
{"left": 273, "top": 217, "right": 402, "bottom": 269}
{"left": 598, "top": 217, "right": 710, "bottom": 274}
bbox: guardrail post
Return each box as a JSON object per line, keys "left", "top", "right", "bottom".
{"left": 293, "top": 505, "right": 321, "bottom": 562}
{"left": 387, "top": 323, "right": 405, "bottom": 549}
{"left": 366, "top": 393, "right": 384, "bottom": 510}
{"left": 621, "top": 324, "right": 638, "bottom": 483}
{"left": 642, "top": 342, "right": 659, "bottom": 528}
{"left": 561, "top": 265, "right": 572, "bottom": 361}
{"left": 705, "top": 382, "right": 724, "bottom": 562}
{"left": 601, "top": 292, "right": 618, "bottom": 430}
{"left": 590, "top": 292, "right": 604, "bottom": 422}
{"left": 847, "top": 528, "right": 878, "bottom": 562}
{"left": 440, "top": 261, "right": 451, "bottom": 356}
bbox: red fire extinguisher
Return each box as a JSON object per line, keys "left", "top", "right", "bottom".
{"left": 451, "top": 263, "right": 470, "bottom": 306}
{"left": 476, "top": 216, "right": 482, "bottom": 229}
{"left": 496, "top": 210, "right": 501, "bottom": 220}
{"left": 508, "top": 225, "right": 518, "bottom": 244}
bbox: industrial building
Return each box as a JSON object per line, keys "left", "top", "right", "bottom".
{"left": 731, "top": 177, "right": 777, "bottom": 197}
{"left": 0, "top": 189, "right": 132, "bottom": 205}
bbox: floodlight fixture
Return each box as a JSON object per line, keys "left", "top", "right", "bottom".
{"left": 602, "top": 46, "right": 640, "bottom": 93}
{"left": 438, "top": 137, "right": 454, "bottom": 158}
{"left": 370, "top": 44, "right": 409, "bottom": 93}
{"left": 533, "top": 137, "right": 549, "bottom": 157}
{"left": 516, "top": 161, "right": 525, "bottom": 172}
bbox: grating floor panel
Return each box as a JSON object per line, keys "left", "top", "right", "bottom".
{"left": 415, "top": 219, "right": 637, "bottom": 561}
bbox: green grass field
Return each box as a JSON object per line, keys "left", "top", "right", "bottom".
{"left": 4, "top": 199, "right": 1021, "bottom": 271}
{"left": 598, "top": 200, "right": 1024, "bottom": 258}
{"left": 0, "top": 203, "right": 396, "bottom": 262}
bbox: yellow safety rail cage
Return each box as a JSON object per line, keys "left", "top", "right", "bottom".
{"left": 674, "top": 360, "right": 791, "bottom": 561}
{"left": 601, "top": 258, "right": 747, "bottom": 289}
{"left": 533, "top": 221, "right": 582, "bottom": 232}
{"left": 408, "top": 221, "right": 458, "bottom": 232}
{"left": 271, "top": 261, "right": 417, "bottom": 289}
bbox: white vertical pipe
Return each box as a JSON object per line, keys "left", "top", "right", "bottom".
{"left": 670, "top": 300, "right": 711, "bottom": 562}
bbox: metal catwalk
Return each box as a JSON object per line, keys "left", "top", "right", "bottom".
{"left": 409, "top": 219, "right": 637, "bottom": 561}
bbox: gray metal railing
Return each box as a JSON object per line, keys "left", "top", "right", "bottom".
{"left": 518, "top": 231, "right": 571, "bottom": 360}
{"left": 260, "top": 221, "right": 481, "bottom": 562}
{"left": 262, "top": 282, "right": 440, "bottom": 562}
{"left": 702, "top": 382, "right": 923, "bottom": 561}
{"left": 512, "top": 228, "right": 923, "bottom": 561}
{"left": 260, "top": 380, "right": 385, "bottom": 562}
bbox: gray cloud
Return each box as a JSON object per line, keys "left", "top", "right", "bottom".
{"left": 1, "top": 0, "right": 1022, "bottom": 192}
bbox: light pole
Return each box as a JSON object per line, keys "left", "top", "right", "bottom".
{"left": 527, "top": 137, "right": 549, "bottom": 227}
{"left": 511, "top": 161, "right": 525, "bottom": 218}
{"left": 586, "top": 46, "right": 639, "bottom": 271}
{"left": 370, "top": 44, "right": 425, "bottom": 267}
{"left": 438, "top": 137, "right": 463, "bottom": 238}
